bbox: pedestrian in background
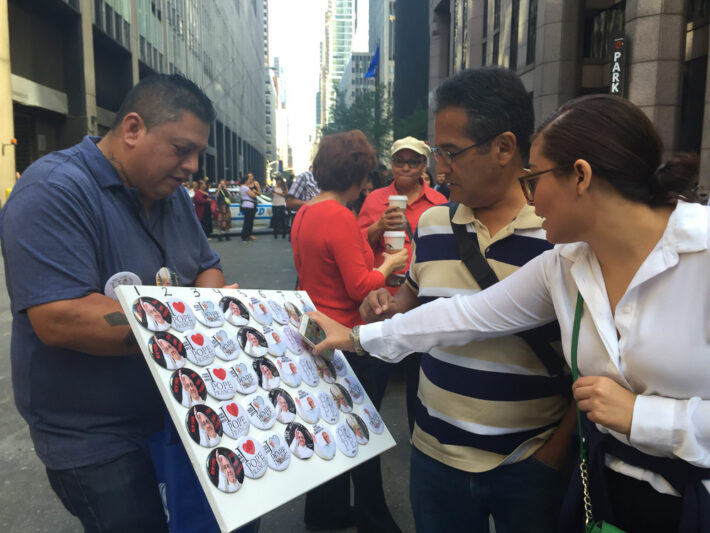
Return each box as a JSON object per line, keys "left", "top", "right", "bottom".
{"left": 240, "top": 172, "right": 260, "bottom": 241}
{"left": 271, "top": 176, "right": 288, "bottom": 238}
{"left": 421, "top": 169, "right": 433, "bottom": 186}
{"left": 433, "top": 171, "right": 450, "bottom": 199}
{"left": 291, "top": 130, "right": 406, "bottom": 533}
{"left": 193, "top": 179, "right": 213, "bottom": 238}
{"left": 215, "top": 180, "right": 232, "bottom": 241}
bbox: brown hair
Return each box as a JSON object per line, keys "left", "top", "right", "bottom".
{"left": 536, "top": 94, "right": 699, "bottom": 206}
{"left": 312, "top": 130, "right": 377, "bottom": 192}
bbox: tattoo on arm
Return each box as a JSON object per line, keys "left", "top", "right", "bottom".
{"left": 104, "top": 312, "right": 129, "bottom": 326}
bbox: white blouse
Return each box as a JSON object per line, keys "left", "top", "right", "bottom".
{"left": 360, "top": 201, "right": 710, "bottom": 495}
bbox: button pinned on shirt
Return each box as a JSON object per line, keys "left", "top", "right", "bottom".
{"left": 623, "top": 305, "right": 632, "bottom": 314}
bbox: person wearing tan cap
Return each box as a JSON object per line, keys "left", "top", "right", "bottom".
{"left": 357, "top": 136, "right": 447, "bottom": 295}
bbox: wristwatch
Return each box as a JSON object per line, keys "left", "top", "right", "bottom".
{"left": 349, "top": 326, "right": 366, "bottom": 356}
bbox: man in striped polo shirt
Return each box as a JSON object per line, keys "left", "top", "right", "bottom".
{"left": 360, "top": 67, "right": 575, "bottom": 532}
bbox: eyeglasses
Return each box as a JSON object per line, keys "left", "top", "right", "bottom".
{"left": 431, "top": 132, "right": 503, "bottom": 164}
{"left": 391, "top": 156, "right": 425, "bottom": 169}
{"left": 518, "top": 166, "right": 568, "bottom": 204}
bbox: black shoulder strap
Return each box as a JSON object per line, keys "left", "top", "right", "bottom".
{"left": 448, "top": 203, "right": 565, "bottom": 377}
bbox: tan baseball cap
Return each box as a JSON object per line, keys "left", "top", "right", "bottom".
{"left": 390, "top": 136, "right": 431, "bottom": 158}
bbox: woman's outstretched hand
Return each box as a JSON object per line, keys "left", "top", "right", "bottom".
{"left": 306, "top": 311, "right": 355, "bottom": 355}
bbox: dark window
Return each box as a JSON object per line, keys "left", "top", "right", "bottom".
{"left": 105, "top": 4, "right": 113, "bottom": 38}
{"left": 140, "top": 36, "right": 146, "bottom": 61}
{"left": 527, "top": 0, "right": 538, "bottom": 64}
{"left": 510, "top": 0, "right": 519, "bottom": 69}
{"left": 493, "top": 33, "right": 499, "bottom": 65}
{"left": 124, "top": 21, "right": 130, "bottom": 50}
{"left": 482, "top": 41, "right": 487, "bottom": 66}
{"left": 115, "top": 15, "right": 122, "bottom": 44}
{"left": 687, "top": 0, "right": 710, "bottom": 22}
{"left": 94, "top": 0, "right": 103, "bottom": 25}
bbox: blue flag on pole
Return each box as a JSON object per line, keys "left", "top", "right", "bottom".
{"left": 364, "top": 46, "right": 379, "bottom": 79}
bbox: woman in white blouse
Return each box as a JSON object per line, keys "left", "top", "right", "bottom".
{"left": 310, "top": 94, "right": 709, "bottom": 532}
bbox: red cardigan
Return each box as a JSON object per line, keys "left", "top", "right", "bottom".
{"left": 193, "top": 190, "right": 211, "bottom": 220}
{"left": 291, "top": 200, "right": 386, "bottom": 327}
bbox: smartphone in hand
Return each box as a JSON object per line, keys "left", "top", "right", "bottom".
{"left": 299, "top": 315, "right": 333, "bottom": 358}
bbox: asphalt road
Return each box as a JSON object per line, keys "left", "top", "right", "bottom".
{"left": 0, "top": 234, "right": 416, "bottom": 533}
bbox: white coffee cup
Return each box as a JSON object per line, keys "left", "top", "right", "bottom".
{"left": 388, "top": 195, "right": 407, "bottom": 210}
{"left": 383, "top": 231, "right": 406, "bottom": 251}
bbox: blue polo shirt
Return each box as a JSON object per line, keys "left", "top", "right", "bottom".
{"left": 0, "top": 136, "right": 221, "bottom": 470}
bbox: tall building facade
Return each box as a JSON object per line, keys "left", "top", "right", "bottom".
{"left": 369, "top": 0, "right": 396, "bottom": 100}
{"left": 429, "top": 0, "right": 710, "bottom": 193}
{"left": 1, "top": 0, "right": 268, "bottom": 198}
{"left": 338, "top": 52, "right": 375, "bottom": 106}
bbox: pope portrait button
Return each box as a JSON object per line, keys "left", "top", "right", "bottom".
{"left": 331, "top": 351, "right": 348, "bottom": 377}
{"left": 182, "top": 329, "right": 216, "bottom": 366}
{"left": 269, "top": 388, "right": 296, "bottom": 424}
{"left": 220, "top": 296, "right": 250, "bottom": 326}
{"left": 284, "top": 301, "right": 303, "bottom": 327}
{"left": 192, "top": 299, "right": 225, "bottom": 328}
{"left": 262, "top": 433, "right": 291, "bottom": 471}
{"left": 312, "top": 424, "right": 337, "bottom": 461}
{"left": 238, "top": 327, "right": 269, "bottom": 358}
{"left": 230, "top": 362, "right": 259, "bottom": 395}
{"left": 248, "top": 297, "right": 273, "bottom": 326}
{"left": 334, "top": 423, "right": 358, "bottom": 457}
{"left": 216, "top": 400, "right": 251, "bottom": 439}
{"left": 202, "top": 366, "right": 238, "bottom": 400}
{"left": 275, "top": 355, "right": 301, "bottom": 388}
{"left": 296, "top": 354, "right": 319, "bottom": 387}
{"left": 314, "top": 354, "right": 337, "bottom": 384}
{"left": 167, "top": 298, "right": 196, "bottom": 332}
{"left": 104, "top": 271, "right": 141, "bottom": 301}
{"left": 282, "top": 325, "right": 304, "bottom": 355}
{"left": 361, "top": 404, "right": 385, "bottom": 435}
{"left": 132, "top": 297, "right": 171, "bottom": 332}
{"left": 267, "top": 299, "right": 289, "bottom": 325}
{"left": 284, "top": 422, "right": 314, "bottom": 460}
{"left": 186, "top": 404, "right": 223, "bottom": 448}
{"left": 206, "top": 448, "right": 244, "bottom": 494}
{"left": 234, "top": 436, "right": 268, "bottom": 479}
{"left": 316, "top": 391, "right": 339, "bottom": 424}
{"left": 346, "top": 413, "right": 370, "bottom": 445}
{"left": 148, "top": 332, "right": 186, "bottom": 370}
{"left": 211, "top": 329, "right": 240, "bottom": 361}
{"left": 330, "top": 383, "right": 353, "bottom": 413}
{"left": 253, "top": 357, "right": 280, "bottom": 391}
{"left": 245, "top": 394, "right": 278, "bottom": 430}
{"left": 294, "top": 389, "right": 320, "bottom": 424}
{"left": 264, "top": 326, "right": 287, "bottom": 357}
{"left": 155, "top": 267, "right": 179, "bottom": 287}
{"left": 342, "top": 375, "right": 365, "bottom": 404}
{"left": 170, "top": 368, "right": 207, "bottom": 408}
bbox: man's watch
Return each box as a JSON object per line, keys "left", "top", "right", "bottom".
{"left": 349, "top": 326, "right": 366, "bottom": 356}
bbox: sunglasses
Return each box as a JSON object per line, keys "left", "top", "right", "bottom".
{"left": 431, "top": 132, "right": 504, "bottom": 165}
{"left": 518, "top": 166, "right": 568, "bottom": 204}
{"left": 391, "top": 156, "right": 425, "bottom": 169}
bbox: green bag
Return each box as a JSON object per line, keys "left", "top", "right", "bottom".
{"left": 572, "top": 293, "right": 626, "bottom": 533}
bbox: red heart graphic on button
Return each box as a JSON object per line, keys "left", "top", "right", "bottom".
{"left": 226, "top": 403, "right": 239, "bottom": 417}
{"left": 191, "top": 333, "right": 204, "bottom": 346}
{"left": 242, "top": 439, "right": 255, "bottom": 455}
{"left": 172, "top": 301, "right": 186, "bottom": 314}
{"left": 213, "top": 368, "right": 226, "bottom": 380}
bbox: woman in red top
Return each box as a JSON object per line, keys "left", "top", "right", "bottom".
{"left": 291, "top": 130, "right": 406, "bottom": 533}
{"left": 192, "top": 179, "right": 213, "bottom": 237}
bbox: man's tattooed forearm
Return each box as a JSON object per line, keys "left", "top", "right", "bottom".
{"left": 104, "top": 312, "right": 129, "bottom": 326}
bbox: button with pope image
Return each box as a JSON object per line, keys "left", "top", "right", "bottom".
{"left": 202, "top": 366, "right": 238, "bottom": 400}
{"left": 284, "top": 422, "right": 314, "bottom": 460}
{"left": 170, "top": 368, "right": 207, "bottom": 408}
{"left": 283, "top": 301, "right": 303, "bottom": 327}
{"left": 166, "top": 298, "right": 196, "bottom": 332}
{"left": 314, "top": 353, "right": 337, "bottom": 384}
{"left": 186, "top": 404, "right": 223, "bottom": 448}
{"left": 148, "top": 332, "right": 186, "bottom": 370}
{"left": 330, "top": 383, "right": 353, "bottom": 413}
{"left": 312, "top": 424, "right": 337, "bottom": 460}
{"left": 192, "top": 298, "right": 225, "bottom": 328}
{"left": 230, "top": 362, "right": 259, "bottom": 395}
{"left": 263, "top": 325, "right": 287, "bottom": 357}
{"left": 234, "top": 436, "right": 269, "bottom": 479}
{"left": 216, "top": 400, "right": 250, "bottom": 439}
{"left": 253, "top": 357, "right": 280, "bottom": 391}
{"left": 245, "top": 394, "right": 278, "bottom": 430}
{"left": 132, "top": 296, "right": 171, "bottom": 332}
{"left": 275, "top": 355, "right": 301, "bottom": 387}
{"left": 294, "top": 389, "right": 320, "bottom": 424}
{"left": 346, "top": 413, "right": 370, "bottom": 445}
{"left": 181, "top": 329, "right": 216, "bottom": 366}
{"left": 263, "top": 433, "right": 291, "bottom": 471}
{"left": 248, "top": 296, "right": 272, "bottom": 326}
{"left": 211, "top": 328, "right": 240, "bottom": 362}
{"left": 238, "top": 326, "right": 269, "bottom": 358}
{"left": 220, "top": 296, "right": 250, "bottom": 326}
{"left": 206, "top": 448, "right": 244, "bottom": 494}
{"left": 266, "top": 298, "right": 290, "bottom": 325}
{"left": 361, "top": 404, "right": 385, "bottom": 435}
{"left": 269, "top": 388, "right": 297, "bottom": 424}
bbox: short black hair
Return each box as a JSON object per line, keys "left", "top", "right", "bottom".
{"left": 435, "top": 67, "right": 534, "bottom": 160}
{"left": 112, "top": 74, "right": 215, "bottom": 130}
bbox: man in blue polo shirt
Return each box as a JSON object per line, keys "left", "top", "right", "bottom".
{"left": 0, "top": 75, "right": 225, "bottom": 532}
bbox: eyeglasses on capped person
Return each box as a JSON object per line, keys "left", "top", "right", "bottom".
{"left": 431, "top": 131, "right": 505, "bottom": 165}
{"left": 518, "top": 166, "right": 569, "bottom": 205}
{"left": 391, "top": 155, "right": 426, "bottom": 169}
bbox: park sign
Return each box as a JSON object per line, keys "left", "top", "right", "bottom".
{"left": 610, "top": 34, "right": 626, "bottom": 96}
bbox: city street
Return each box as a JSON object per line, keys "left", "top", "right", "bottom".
{"left": 0, "top": 234, "right": 415, "bottom": 533}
